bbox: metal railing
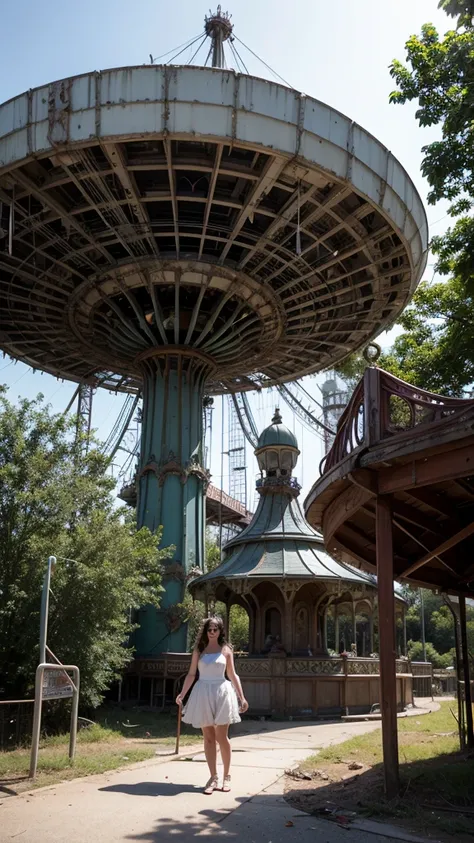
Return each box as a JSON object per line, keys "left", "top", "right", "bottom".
{"left": 320, "top": 367, "right": 474, "bottom": 476}
{"left": 0, "top": 699, "right": 34, "bottom": 750}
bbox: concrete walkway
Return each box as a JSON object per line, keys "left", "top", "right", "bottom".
{"left": 0, "top": 699, "right": 440, "bottom": 843}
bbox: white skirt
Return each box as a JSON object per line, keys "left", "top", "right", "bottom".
{"left": 182, "top": 679, "right": 241, "bottom": 729}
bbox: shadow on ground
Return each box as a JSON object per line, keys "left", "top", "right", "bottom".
{"left": 284, "top": 749, "right": 474, "bottom": 841}
{"left": 100, "top": 782, "right": 204, "bottom": 797}
{"left": 0, "top": 776, "right": 29, "bottom": 797}
{"left": 99, "top": 703, "right": 342, "bottom": 741}
{"left": 100, "top": 787, "right": 251, "bottom": 842}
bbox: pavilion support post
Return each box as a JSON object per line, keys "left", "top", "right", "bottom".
{"left": 459, "top": 595, "right": 474, "bottom": 749}
{"left": 284, "top": 602, "right": 293, "bottom": 655}
{"left": 376, "top": 494, "right": 400, "bottom": 798}
{"left": 403, "top": 609, "right": 407, "bottom": 657}
{"left": 446, "top": 599, "right": 466, "bottom": 750}
{"left": 370, "top": 606, "right": 375, "bottom": 655}
{"left": 352, "top": 602, "right": 357, "bottom": 655}
{"left": 248, "top": 606, "right": 255, "bottom": 654}
{"left": 224, "top": 603, "right": 230, "bottom": 640}
{"left": 335, "top": 609, "right": 340, "bottom": 652}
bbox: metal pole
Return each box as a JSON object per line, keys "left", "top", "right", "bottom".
{"left": 445, "top": 597, "right": 465, "bottom": 750}
{"left": 219, "top": 394, "right": 224, "bottom": 553}
{"left": 29, "top": 664, "right": 45, "bottom": 778}
{"left": 459, "top": 595, "right": 474, "bottom": 749}
{"left": 39, "top": 556, "right": 56, "bottom": 664}
{"left": 420, "top": 588, "right": 426, "bottom": 662}
{"left": 69, "top": 668, "right": 80, "bottom": 761}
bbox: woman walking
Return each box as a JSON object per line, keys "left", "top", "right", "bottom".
{"left": 176, "top": 616, "right": 249, "bottom": 794}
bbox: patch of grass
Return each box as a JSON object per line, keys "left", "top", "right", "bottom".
{"left": 301, "top": 701, "right": 461, "bottom": 769}
{"left": 288, "top": 702, "right": 474, "bottom": 841}
{"left": 42, "top": 723, "right": 117, "bottom": 747}
{"left": 0, "top": 705, "right": 202, "bottom": 794}
{"left": 0, "top": 741, "right": 156, "bottom": 791}
{"left": 307, "top": 726, "right": 459, "bottom": 768}
{"left": 96, "top": 705, "right": 202, "bottom": 746}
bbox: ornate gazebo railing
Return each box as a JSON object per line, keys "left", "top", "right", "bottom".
{"left": 321, "top": 367, "right": 474, "bottom": 475}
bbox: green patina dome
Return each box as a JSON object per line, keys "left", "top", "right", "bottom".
{"left": 257, "top": 408, "right": 298, "bottom": 450}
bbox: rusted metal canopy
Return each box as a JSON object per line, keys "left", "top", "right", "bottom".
{"left": 304, "top": 368, "right": 474, "bottom": 596}
{"left": 0, "top": 66, "right": 427, "bottom": 394}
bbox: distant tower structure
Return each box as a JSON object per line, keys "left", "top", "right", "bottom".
{"left": 64, "top": 381, "right": 95, "bottom": 458}
{"left": 320, "top": 373, "right": 349, "bottom": 454}
{"left": 203, "top": 396, "right": 214, "bottom": 471}
{"left": 76, "top": 383, "right": 94, "bottom": 456}
{"left": 226, "top": 395, "right": 247, "bottom": 508}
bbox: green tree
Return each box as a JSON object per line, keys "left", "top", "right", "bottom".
{"left": 184, "top": 532, "right": 250, "bottom": 651}
{"left": 379, "top": 2, "right": 474, "bottom": 394}
{"left": 378, "top": 277, "right": 474, "bottom": 395}
{"left": 407, "top": 639, "right": 453, "bottom": 668}
{"left": 205, "top": 531, "right": 222, "bottom": 573}
{"left": 228, "top": 604, "right": 249, "bottom": 652}
{"left": 0, "top": 390, "right": 166, "bottom": 706}
{"left": 405, "top": 589, "right": 456, "bottom": 654}
{"left": 439, "top": 0, "right": 474, "bottom": 26}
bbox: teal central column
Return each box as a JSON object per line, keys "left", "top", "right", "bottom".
{"left": 134, "top": 347, "right": 215, "bottom": 655}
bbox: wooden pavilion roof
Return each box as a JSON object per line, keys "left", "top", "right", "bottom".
{"left": 304, "top": 368, "right": 474, "bottom": 596}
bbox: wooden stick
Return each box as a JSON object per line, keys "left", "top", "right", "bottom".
{"left": 422, "top": 804, "right": 474, "bottom": 816}
{"left": 175, "top": 704, "right": 182, "bottom": 755}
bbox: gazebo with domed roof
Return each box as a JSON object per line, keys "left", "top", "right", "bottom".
{"left": 186, "top": 410, "right": 412, "bottom": 716}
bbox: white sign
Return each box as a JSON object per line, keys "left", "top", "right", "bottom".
{"left": 42, "top": 669, "right": 73, "bottom": 700}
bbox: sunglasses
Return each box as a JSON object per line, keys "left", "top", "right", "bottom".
{"left": 208, "top": 626, "right": 219, "bottom": 632}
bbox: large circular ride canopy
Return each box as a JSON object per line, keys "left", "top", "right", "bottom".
{"left": 0, "top": 66, "right": 428, "bottom": 394}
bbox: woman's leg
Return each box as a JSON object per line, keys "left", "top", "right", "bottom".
{"left": 201, "top": 725, "right": 217, "bottom": 779}
{"left": 215, "top": 724, "right": 232, "bottom": 783}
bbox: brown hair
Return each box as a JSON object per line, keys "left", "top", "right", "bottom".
{"left": 195, "top": 616, "right": 227, "bottom": 653}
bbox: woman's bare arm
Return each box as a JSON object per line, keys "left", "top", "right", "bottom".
{"left": 176, "top": 649, "right": 200, "bottom": 704}
{"left": 224, "top": 646, "right": 249, "bottom": 712}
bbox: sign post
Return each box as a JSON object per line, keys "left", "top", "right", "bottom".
{"left": 30, "top": 664, "right": 80, "bottom": 778}
{"left": 29, "top": 556, "right": 80, "bottom": 778}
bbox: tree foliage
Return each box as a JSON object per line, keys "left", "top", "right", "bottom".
{"left": 407, "top": 639, "right": 453, "bottom": 668}
{"left": 185, "top": 532, "right": 250, "bottom": 652}
{"left": 335, "top": 4, "right": 474, "bottom": 394}
{"left": 0, "top": 390, "right": 166, "bottom": 706}
{"left": 378, "top": 277, "right": 474, "bottom": 394}
{"left": 438, "top": 0, "right": 474, "bottom": 27}
{"left": 375, "top": 3, "right": 474, "bottom": 394}
{"left": 404, "top": 587, "right": 474, "bottom": 669}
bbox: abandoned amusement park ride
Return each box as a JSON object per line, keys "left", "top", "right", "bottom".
{"left": 0, "top": 7, "right": 428, "bottom": 684}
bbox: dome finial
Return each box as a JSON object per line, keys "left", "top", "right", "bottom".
{"left": 272, "top": 406, "right": 282, "bottom": 425}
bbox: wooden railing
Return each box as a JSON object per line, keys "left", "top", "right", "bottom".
{"left": 131, "top": 653, "right": 412, "bottom": 678}
{"left": 320, "top": 377, "right": 365, "bottom": 473}
{"left": 321, "top": 367, "right": 474, "bottom": 475}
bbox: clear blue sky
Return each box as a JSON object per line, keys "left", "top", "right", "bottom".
{"left": 1, "top": 0, "right": 452, "bottom": 503}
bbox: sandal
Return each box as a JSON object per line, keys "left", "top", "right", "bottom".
{"left": 221, "top": 775, "right": 231, "bottom": 792}
{"left": 203, "top": 775, "right": 218, "bottom": 795}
